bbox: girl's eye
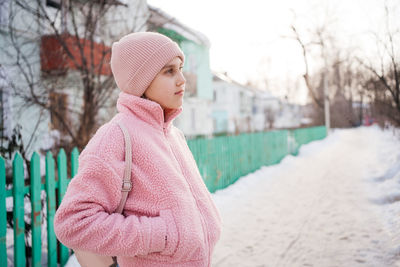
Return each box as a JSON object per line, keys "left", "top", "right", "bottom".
{"left": 165, "top": 66, "right": 183, "bottom": 75}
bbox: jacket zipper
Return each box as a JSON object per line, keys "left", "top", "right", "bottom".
{"left": 163, "top": 126, "right": 210, "bottom": 266}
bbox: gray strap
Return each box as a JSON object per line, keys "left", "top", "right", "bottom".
{"left": 115, "top": 121, "right": 132, "bottom": 214}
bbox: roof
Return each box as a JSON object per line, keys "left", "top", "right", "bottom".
{"left": 147, "top": 5, "right": 210, "bottom": 47}
{"left": 212, "top": 71, "right": 276, "bottom": 99}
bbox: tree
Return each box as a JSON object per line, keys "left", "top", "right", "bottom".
{"left": 1, "top": 0, "right": 148, "bottom": 153}
{"left": 288, "top": 23, "right": 324, "bottom": 109}
{"left": 287, "top": 9, "right": 363, "bottom": 128}
{"left": 357, "top": 1, "right": 400, "bottom": 126}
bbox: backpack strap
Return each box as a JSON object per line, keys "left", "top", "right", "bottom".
{"left": 115, "top": 121, "right": 133, "bottom": 214}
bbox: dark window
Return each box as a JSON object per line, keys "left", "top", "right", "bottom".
{"left": 49, "top": 92, "right": 70, "bottom": 134}
{"left": 46, "top": 0, "right": 61, "bottom": 9}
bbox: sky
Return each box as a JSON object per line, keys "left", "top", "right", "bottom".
{"left": 147, "top": 0, "right": 395, "bottom": 104}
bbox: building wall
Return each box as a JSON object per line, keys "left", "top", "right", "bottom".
{"left": 211, "top": 75, "right": 304, "bottom": 134}
{"left": 274, "top": 103, "right": 302, "bottom": 129}
{"left": 174, "top": 97, "right": 213, "bottom": 138}
{"left": 212, "top": 78, "right": 243, "bottom": 134}
{"left": 212, "top": 109, "right": 229, "bottom": 133}
{"left": 100, "top": 0, "right": 149, "bottom": 43}
{"left": 193, "top": 45, "right": 213, "bottom": 100}
{"left": 0, "top": 2, "right": 53, "bottom": 156}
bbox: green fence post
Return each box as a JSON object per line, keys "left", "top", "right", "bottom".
{"left": 57, "top": 149, "right": 69, "bottom": 265}
{"left": 30, "top": 152, "right": 42, "bottom": 267}
{"left": 280, "top": 130, "right": 289, "bottom": 162}
{"left": 13, "top": 153, "right": 26, "bottom": 267}
{"left": 46, "top": 152, "right": 57, "bottom": 267}
{"left": 71, "top": 148, "right": 79, "bottom": 178}
{"left": 0, "top": 157, "right": 6, "bottom": 267}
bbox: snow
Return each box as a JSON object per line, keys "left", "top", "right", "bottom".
{"left": 60, "top": 126, "right": 400, "bottom": 266}
{"left": 211, "top": 126, "right": 400, "bottom": 267}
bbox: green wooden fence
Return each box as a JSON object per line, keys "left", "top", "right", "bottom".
{"left": 190, "top": 126, "right": 327, "bottom": 193}
{"left": 0, "top": 148, "right": 79, "bottom": 267}
{"left": 289, "top": 126, "right": 327, "bottom": 156}
{"left": 0, "top": 126, "right": 326, "bottom": 266}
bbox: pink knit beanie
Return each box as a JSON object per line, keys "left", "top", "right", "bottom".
{"left": 110, "top": 32, "right": 185, "bottom": 96}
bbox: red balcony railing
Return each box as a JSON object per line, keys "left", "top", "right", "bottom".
{"left": 41, "top": 34, "right": 112, "bottom": 76}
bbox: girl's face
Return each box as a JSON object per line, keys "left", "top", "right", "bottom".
{"left": 143, "top": 56, "right": 186, "bottom": 110}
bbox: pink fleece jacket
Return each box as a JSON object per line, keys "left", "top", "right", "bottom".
{"left": 54, "top": 92, "right": 222, "bottom": 267}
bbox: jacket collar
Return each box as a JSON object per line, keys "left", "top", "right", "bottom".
{"left": 116, "top": 91, "right": 183, "bottom": 131}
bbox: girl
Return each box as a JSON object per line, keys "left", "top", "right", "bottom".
{"left": 54, "top": 32, "right": 222, "bottom": 267}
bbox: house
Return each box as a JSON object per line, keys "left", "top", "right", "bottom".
{"left": 212, "top": 71, "right": 308, "bottom": 133}
{"left": 212, "top": 72, "right": 240, "bottom": 134}
{"left": 251, "top": 88, "right": 281, "bottom": 131}
{"left": 274, "top": 102, "right": 302, "bottom": 129}
{"left": 212, "top": 72, "right": 284, "bottom": 134}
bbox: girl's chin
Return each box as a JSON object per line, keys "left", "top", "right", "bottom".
{"left": 171, "top": 100, "right": 183, "bottom": 108}
{"left": 163, "top": 102, "right": 183, "bottom": 110}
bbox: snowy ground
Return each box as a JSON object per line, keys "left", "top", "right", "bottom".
{"left": 211, "top": 126, "right": 400, "bottom": 267}
{"left": 61, "top": 126, "right": 400, "bottom": 267}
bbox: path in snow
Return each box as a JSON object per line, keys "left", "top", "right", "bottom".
{"left": 212, "top": 126, "right": 400, "bottom": 267}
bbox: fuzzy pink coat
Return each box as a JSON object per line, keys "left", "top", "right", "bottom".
{"left": 54, "top": 92, "right": 222, "bottom": 267}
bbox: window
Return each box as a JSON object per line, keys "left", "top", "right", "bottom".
{"left": 46, "top": 0, "right": 61, "bottom": 9}
{"left": 49, "top": 92, "right": 70, "bottom": 134}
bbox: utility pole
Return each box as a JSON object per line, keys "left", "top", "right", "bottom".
{"left": 321, "top": 40, "right": 330, "bottom": 135}
{"left": 323, "top": 68, "right": 330, "bottom": 134}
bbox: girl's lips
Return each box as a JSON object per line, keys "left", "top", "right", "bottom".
{"left": 175, "top": 90, "right": 184, "bottom": 95}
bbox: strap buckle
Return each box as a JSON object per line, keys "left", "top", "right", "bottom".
{"left": 121, "top": 181, "right": 132, "bottom": 192}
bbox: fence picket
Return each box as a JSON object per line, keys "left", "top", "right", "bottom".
{"left": 71, "top": 148, "right": 79, "bottom": 178}
{"left": 0, "top": 157, "right": 6, "bottom": 267}
{"left": 30, "top": 152, "right": 42, "bottom": 267}
{"left": 45, "top": 152, "right": 57, "bottom": 267}
{"left": 57, "top": 149, "right": 69, "bottom": 265}
{"left": 13, "top": 153, "right": 26, "bottom": 267}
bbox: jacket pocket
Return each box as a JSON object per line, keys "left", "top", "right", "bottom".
{"left": 135, "top": 209, "right": 179, "bottom": 262}
{"left": 171, "top": 205, "right": 207, "bottom": 262}
{"left": 136, "top": 206, "right": 206, "bottom": 263}
{"left": 159, "top": 209, "right": 179, "bottom": 256}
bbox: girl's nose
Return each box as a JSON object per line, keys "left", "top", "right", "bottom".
{"left": 177, "top": 71, "right": 186, "bottom": 86}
